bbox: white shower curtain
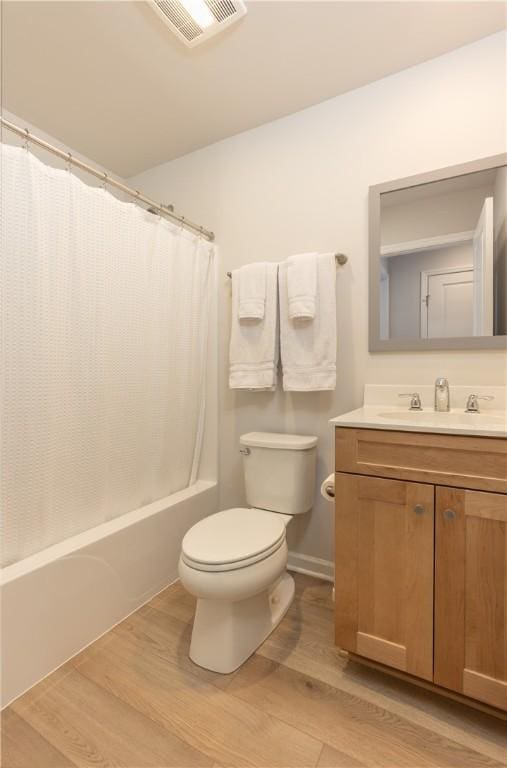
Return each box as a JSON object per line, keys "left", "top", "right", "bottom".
{"left": 0, "top": 143, "right": 214, "bottom": 568}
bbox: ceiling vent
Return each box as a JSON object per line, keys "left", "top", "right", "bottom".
{"left": 150, "top": 0, "right": 247, "bottom": 48}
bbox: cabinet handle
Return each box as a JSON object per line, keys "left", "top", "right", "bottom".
{"left": 444, "top": 508, "right": 456, "bottom": 521}
{"left": 414, "top": 504, "right": 425, "bottom": 515}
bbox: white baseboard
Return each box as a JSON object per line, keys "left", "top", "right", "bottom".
{"left": 287, "top": 551, "right": 334, "bottom": 582}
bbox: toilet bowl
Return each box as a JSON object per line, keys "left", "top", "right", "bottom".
{"left": 179, "top": 507, "right": 293, "bottom": 673}
{"left": 179, "top": 431, "right": 318, "bottom": 674}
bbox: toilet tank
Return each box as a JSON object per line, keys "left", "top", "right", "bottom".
{"left": 240, "top": 432, "right": 318, "bottom": 515}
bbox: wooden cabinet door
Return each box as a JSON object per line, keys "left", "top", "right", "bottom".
{"left": 435, "top": 487, "right": 507, "bottom": 711}
{"left": 335, "top": 473, "right": 434, "bottom": 681}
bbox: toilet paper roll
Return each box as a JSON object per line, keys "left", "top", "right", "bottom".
{"left": 320, "top": 473, "right": 335, "bottom": 502}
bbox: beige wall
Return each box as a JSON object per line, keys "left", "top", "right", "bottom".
{"left": 130, "top": 31, "right": 507, "bottom": 569}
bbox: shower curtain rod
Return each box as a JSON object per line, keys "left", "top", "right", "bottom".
{"left": 0, "top": 117, "right": 215, "bottom": 242}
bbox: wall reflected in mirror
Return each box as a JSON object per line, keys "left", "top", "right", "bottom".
{"left": 379, "top": 165, "right": 506, "bottom": 341}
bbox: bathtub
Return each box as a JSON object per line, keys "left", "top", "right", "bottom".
{"left": 0, "top": 479, "right": 218, "bottom": 708}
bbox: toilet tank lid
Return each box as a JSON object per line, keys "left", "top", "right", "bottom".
{"left": 240, "top": 432, "right": 318, "bottom": 450}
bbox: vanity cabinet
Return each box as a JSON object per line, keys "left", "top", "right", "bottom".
{"left": 335, "top": 427, "right": 507, "bottom": 713}
{"left": 334, "top": 473, "right": 434, "bottom": 681}
{"left": 435, "top": 487, "right": 506, "bottom": 710}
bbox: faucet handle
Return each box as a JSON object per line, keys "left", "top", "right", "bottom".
{"left": 465, "top": 394, "right": 494, "bottom": 413}
{"left": 398, "top": 393, "right": 423, "bottom": 411}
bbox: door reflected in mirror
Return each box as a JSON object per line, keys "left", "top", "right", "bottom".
{"left": 378, "top": 165, "right": 506, "bottom": 342}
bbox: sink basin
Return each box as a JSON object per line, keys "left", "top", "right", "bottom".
{"left": 376, "top": 410, "right": 507, "bottom": 428}
{"left": 330, "top": 385, "right": 507, "bottom": 437}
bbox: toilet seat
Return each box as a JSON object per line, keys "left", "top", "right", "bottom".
{"left": 181, "top": 507, "right": 286, "bottom": 573}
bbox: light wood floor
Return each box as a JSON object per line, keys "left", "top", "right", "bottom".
{"left": 2, "top": 573, "right": 506, "bottom": 768}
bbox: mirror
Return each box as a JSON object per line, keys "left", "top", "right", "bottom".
{"left": 369, "top": 155, "right": 507, "bottom": 351}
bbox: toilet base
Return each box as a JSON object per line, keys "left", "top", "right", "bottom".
{"left": 189, "top": 571, "right": 295, "bottom": 674}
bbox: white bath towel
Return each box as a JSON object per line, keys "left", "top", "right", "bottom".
{"left": 238, "top": 262, "right": 267, "bottom": 319}
{"left": 229, "top": 262, "right": 279, "bottom": 390}
{"left": 287, "top": 252, "right": 318, "bottom": 319}
{"left": 279, "top": 253, "right": 336, "bottom": 391}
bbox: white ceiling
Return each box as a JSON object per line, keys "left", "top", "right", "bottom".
{"left": 2, "top": 1, "right": 506, "bottom": 177}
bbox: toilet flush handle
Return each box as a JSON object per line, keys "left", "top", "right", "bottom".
{"left": 239, "top": 446, "right": 250, "bottom": 455}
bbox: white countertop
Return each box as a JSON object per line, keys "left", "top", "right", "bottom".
{"left": 330, "top": 385, "right": 507, "bottom": 438}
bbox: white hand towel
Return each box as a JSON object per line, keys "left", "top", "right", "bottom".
{"left": 279, "top": 253, "right": 336, "bottom": 391}
{"left": 238, "top": 262, "right": 267, "bottom": 319}
{"left": 229, "top": 263, "right": 279, "bottom": 390}
{"left": 287, "top": 252, "right": 318, "bottom": 319}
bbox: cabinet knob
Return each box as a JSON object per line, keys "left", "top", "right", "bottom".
{"left": 444, "top": 508, "right": 456, "bottom": 521}
{"left": 414, "top": 504, "right": 425, "bottom": 515}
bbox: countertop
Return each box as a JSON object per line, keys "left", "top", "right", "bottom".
{"left": 330, "top": 405, "right": 507, "bottom": 438}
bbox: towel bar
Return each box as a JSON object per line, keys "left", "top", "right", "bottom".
{"left": 226, "top": 252, "right": 347, "bottom": 278}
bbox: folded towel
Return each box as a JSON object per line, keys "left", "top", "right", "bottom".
{"left": 238, "top": 262, "right": 267, "bottom": 319}
{"left": 287, "top": 252, "right": 318, "bottom": 319}
{"left": 279, "top": 253, "right": 336, "bottom": 391}
{"left": 229, "top": 262, "right": 279, "bottom": 390}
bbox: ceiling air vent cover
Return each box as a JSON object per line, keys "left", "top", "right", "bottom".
{"left": 150, "top": 0, "right": 247, "bottom": 47}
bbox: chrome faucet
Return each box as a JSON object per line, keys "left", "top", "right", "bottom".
{"left": 398, "top": 392, "right": 423, "bottom": 411}
{"left": 434, "top": 378, "right": 450, "bottom": 412}
{"left": 465, "top": 394, "right": 494, "bottom": 413}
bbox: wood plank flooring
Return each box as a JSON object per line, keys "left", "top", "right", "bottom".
{"left": 2, "top": 574, "right": 506, "bottom": 768}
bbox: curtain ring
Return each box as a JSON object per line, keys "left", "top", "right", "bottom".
{"left": 66, "top": 152, "right": 72, "bottom": 173}
{"left": 102, "top": 172, "right": 108, "bottom": 190}
{"left": 23, "top": 128, "right": 30, "bottom": 152}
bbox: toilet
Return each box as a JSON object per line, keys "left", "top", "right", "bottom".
{"left": 179, "top": 431, "right": 318, "bottom": 673}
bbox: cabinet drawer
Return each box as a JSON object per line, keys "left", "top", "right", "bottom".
{"left": 335, "top": 427, "right": 507, "bottom": 493}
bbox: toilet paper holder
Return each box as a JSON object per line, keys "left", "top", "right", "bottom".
{"left": 320, "top": 473, "right": 335, "bottom": 502}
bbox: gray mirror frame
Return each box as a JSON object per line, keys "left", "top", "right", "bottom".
{"left": 369, "top": 154, "right": 507, "bottom": 352}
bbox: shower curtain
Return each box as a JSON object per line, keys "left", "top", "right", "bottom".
{"left": 0, "top": 143, "right": 214, "bottom": 568}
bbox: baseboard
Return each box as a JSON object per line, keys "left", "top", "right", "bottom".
{"left": 287, "top": 551, "right": 334, "bottom": 582}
